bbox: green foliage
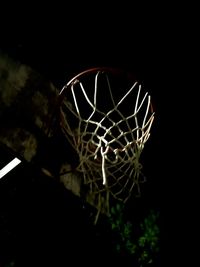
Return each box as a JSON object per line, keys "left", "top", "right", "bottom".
{"left": 109, "top": 203, "right": 160, "bottom": 266}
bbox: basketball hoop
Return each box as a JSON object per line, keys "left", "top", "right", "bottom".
{"left": 58, "top": 68, "right": 155, "bottom": 222}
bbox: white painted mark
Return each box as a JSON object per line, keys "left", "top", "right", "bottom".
{"left": 0, "top": 158, "right": 21, "bottom": 179}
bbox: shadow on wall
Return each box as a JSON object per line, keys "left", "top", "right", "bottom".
{"left": 0, "top": 159, "right": 116, "bottom": 267}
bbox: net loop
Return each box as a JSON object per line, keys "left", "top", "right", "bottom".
{"left": 59, "top": 68, "right": 155, "bottom": 218}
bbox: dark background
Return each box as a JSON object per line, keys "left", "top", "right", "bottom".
{"left": 0, "top": 5, "right": 190, "bottom": 266}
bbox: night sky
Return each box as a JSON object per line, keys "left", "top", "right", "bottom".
{"left": 0, "top": 7, "right": 188, "bottom": 266}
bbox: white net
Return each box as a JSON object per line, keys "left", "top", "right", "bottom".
{"left": 59, "top": 68, "right": 154, "bottom": 220}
